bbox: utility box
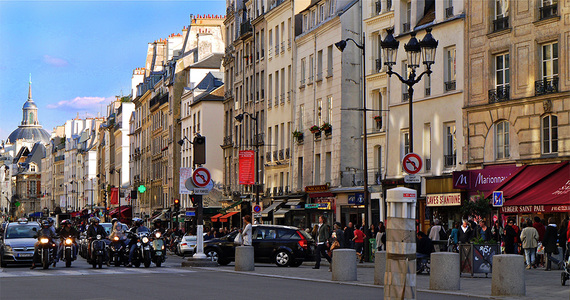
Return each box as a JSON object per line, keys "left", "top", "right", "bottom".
{"left": 384, "top": 187, "right": 417, "bottom": 300}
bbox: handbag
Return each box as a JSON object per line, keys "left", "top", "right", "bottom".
{"left": 234, "top": 232, "right": 243, "bottom": 245}
{"left": 537, "top": 242, "right": 544, "bottom": 255}
{"left": 330, "top": 240, "right": 340, "bottom": 251}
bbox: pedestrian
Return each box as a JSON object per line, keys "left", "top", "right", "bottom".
{"left": 428, "top": 219, "right": 444, "bottom": 251}
{"left": 344, "top": 222, "right": 355, "bottom": 249}
{"left": 533, "top": 216, "right": 546, "bottom": 267}
{"left": 491, "top": 220, "right": 503, "bottom": 243}
{"left": 520, "top": 219, "right": 539, "bottom": 269}
{"left": 559, "top": 217, "right": 569, "bottom": 261}
{"left": 311, "top": 224, "right": 319, "bottom": 241}
{"left": 376, "top": 222, "right": 386, "bottom": 251}
{"left": 353, "top": 225, "right": 366, "bottom": 263}
{"left": 543, "top": 217, "right": 559, "bottom": 271}
{"left": 241, "top": 215, "right": 252, "bottom": 246}
{"left": 458, "top": 219, "right": 473, "bottom": 244}
{"left": 476, "top": 219, "right": 492, "bottom": 242}
{"left": 313, "top": 215, "right": 332, "bottom": 270}
{"left": 332, "top": 222, "right": 345, "bottom": 249}
{"left": 512, "top": 220, "right": 521, "bottom": 254}
{"left": 366, "top": 223, "right": 377, "bottom": 240}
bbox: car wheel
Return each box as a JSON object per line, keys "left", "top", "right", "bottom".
{"left": 275, "top": 250, "right": 291, "bottom": 267}
{"left": 205, "top": 248, "right": 220, "bottom": 263}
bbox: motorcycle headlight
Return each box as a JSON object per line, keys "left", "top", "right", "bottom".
{"left": 161, "top": 245, "right": 165, "bottom": 250}
{"left": 96, "top": 234, "right": 102, "bottom": 239}
{"left": 65, "top": 238, "right": 73, "bottom": 245}
{"left": 113, "top": 236, "right": 119, "bottom": 241}
{"left": 40, "top": 238, "right": 49, "bottom": 244}
{"left": 142, "top": 237, "right": 149, "bottom": 244}
{"left": 155, "top": 232, "right": 161, "bottom": 238}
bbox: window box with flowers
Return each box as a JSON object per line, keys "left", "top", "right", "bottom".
{"left": 373, "top": 115, "right": 382, "bottom": 129}
{"left": 310, "top": 125, "right": 321, "bottom": 139}
{"left": 321, "top": 122, "right": 332, "bottom": 135}
{"left": 292, "top": 130, "right": 304, "bottom": 143}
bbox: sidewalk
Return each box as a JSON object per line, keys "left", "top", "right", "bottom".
{"left": 198, "top": 261, "right": 569, "bottom": 299}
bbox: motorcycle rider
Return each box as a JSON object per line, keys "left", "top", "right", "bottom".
{"left": 30, "top": 219, "right": 58, "bottom": 269}
{"left": 126, "top": 218, "right": 149, "bottom": 267}
{"left": 57, "top": 219, "right": 79, "bottom": 260}
{"left": 152, "top": 219, "right": 165, "bottom": 234}
{"left": 86, "top": 217, "right": 109, "bottom": 265}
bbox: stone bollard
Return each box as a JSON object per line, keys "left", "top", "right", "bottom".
{"left": 492, "top": 254, "right": 525, "bottom": 296}
{"left": 374, "top": 251, "right": 386, "bottom": 285}
{"left": 429, "top": 252, "right": 460, "bottom": 291}
{"left": 332, "top": 249, "right": 357, "bottom": 281}
{"left": 235, "top": 246, "right": 254, "bottom": 271}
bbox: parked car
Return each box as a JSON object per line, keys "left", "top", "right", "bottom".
{"left": 1, "top": 219, "right": 41, "bottom": 267}
{"left": 203, "top": 225, "right": 315, "bottom": 267}
{"left": 177, "top": 234, "right": 197, "bottom": 257}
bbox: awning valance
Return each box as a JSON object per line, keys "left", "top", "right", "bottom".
{"left": 274, "top": 208, "right": 290, "bottom": 218}
{"left": 261, "top": 201, "right": 283, "bottom": 217}
{"left": 210, "top": 213, "right": 224, "bottom": 222}
{"left": 219, "top": 211, "right": 239, "bottom": 222}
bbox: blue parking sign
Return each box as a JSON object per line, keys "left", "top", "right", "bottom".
{"left": 492, "top": 191, "right": 503, "bottom": 207}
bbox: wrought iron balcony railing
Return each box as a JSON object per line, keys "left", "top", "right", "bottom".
{"left": 445, "top": 80, "right": 456, "bottom": 92}
{"left": 279, "top": 149, "right": 284, "bottom": 160}
{"left": 535, "top": 77, "right": 559, "bottom": 96}
{"left": 492, "top": 16, "right": 509, "bottom": 32}
{"left": 425, "top": 158, "right": 431, "bottom": 171}
{"left": 488, "top": 85, "right": 510, "bottom": 103}
{"left": 266, "top": 152, "right": 272, "bottom": 162}
{"left": 375, "top": 59, "right": 382, "bottom": 72}
{"left": 539, "top": 4, "right": 558, "bottom": 20}
{"left": 444, "top": 154, "right": 456, "bottom": 167}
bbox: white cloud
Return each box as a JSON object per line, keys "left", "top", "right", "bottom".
{"left": 43, "top": 55, "right": 69, "bottom": 67}
{"left": 47, "top": 96, "right": 114, "bottom": 110}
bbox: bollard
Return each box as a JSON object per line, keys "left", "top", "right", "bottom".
{"left": 331, "top": 249, "right": 357, "bottom": 281}
{"left": 491, "top": 254, "right": 525, "bottom": 296}
{"left": 429, "top": 252, "right": 460, "bottom": 290}
{"left": 235, "top": 246, "right": 254, "bottom": 271}
{"left": 374, "top": 251, "right": 386, "bottom": 285}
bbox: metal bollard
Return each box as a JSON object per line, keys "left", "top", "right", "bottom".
{"left": 429, "top": 252, "right": 460, "bottom": 290}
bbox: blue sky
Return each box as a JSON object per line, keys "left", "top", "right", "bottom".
{"left": 0, "top": 0, "right": 225, "bottom": 141}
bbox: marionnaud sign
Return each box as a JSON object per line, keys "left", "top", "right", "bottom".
{"left": 452, "top": 165, "right": 519, "bottom": 191}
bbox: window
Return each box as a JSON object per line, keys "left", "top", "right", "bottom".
{"left": 327, "top": 45, "right": 333, "bottom": 76}
{"left": 281, "top": 68, "right": 285, "bottom": 103}
{"left": 541, "top": 42, "right": 558, "bottom": 80}
{"left": 260, "top": 29, "right": 265, "bottom": 57}
{"left": 402, "top": 131, "right": 410, "bottom": 157}
{"left": 298, "top": 104, "right": 304, "bottom": 130}
{"left": 495, "top": 121, "right": 510, "bottom": 159}
{"left": 493, "top": 0, "right": 509, "bottom": 31}
{"left": 329, "top": 0, "right": 335, "bottom": 15}
{"left": 325, "top": 152, "right": 331, "bottom": 183}
{"left": 445, "top": 46, "right": 456, "bottom": 91}
{"left": 309, "top": 55, "right": 314, "bottom": 83}
{"left": 298, "top": 157, "right": 303, "bottom": 187}
{"left": 425, "top": 73, "right": 431, "bottom": 96}
{"left": 268, "top": 74, "right": 273, "bottom": 103}
{"left": 314, "top": 154, "right": 321, "bottom": 184}
{"left": 326, "top": 96, "right": 333, "bottom": 123}
{"left": 423, "top": 124, "right": 431, "bottom": 170}
{"left": 402, "top": 60, "right": 409, "bottom": 102}
{"left": 269, "top": 29, "right": 273, "bottom": 55}
{"left": 403, "top": 1, "right": 411, "bottom": 32}
{"left": 275, "top": 71, "right": 279, "bottom": 106}
{"left": 316, "top": 98, "right": 322, "bottom": 125}
{"left": 261, "top": 71, "right": 265, "bottom": 99}
{"left": 495, "top": 53, "right": 510, "bottom": 88}
{"left": 539, "top": 0, "right": 558, "bottom": 20}
{"left": 303, "top": 14, "right": 308, "bottom": 32}
{"left": 300, "top": 58, "right": 306, "bottom": 86}
{"left": 542, "top": 115, "right": 558, "bottom": 154}
{"left": 319, "top": 4, "right": 325, "bottom": 22}
{"left": 444, "top": 123, "right": 456, "bottom": 167}
{"left": 375, "top": 146, "right": 382, "bottom": 180}
{"left": 317, "top": 50, "right": 323, "bottom": 80}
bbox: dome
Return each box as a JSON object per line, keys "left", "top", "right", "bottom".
{"left": 7, "top": 126, "right": 51, "bottom": 144}
{"left": 23, "top": 100, "right": 37, "bottom": 110}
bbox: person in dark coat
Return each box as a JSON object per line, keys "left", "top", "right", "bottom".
{"left": 543, "top": 217, "right": 559, "bottom": 271}
{"left": 504, "top": 219, "right": 517, "bottom": 254}
{"left": 559, "top": 217, "right": 569, "bottom": 261}
{"left": 344, "top": 222, "right": 355, "bottom": 249}
{"left": 458, "top": 219, "right": 473, "bottom": 244}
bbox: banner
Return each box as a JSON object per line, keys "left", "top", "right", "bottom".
{"left": 110, "top": 187, "right": 119, "bottom": 205}
{"left": 239, "top": 150, "right": 255, "bottom": 185}
{"left": 180, "top": 167, "right": 193, "bottom": 194}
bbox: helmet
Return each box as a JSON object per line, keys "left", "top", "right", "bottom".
{"left": 61, "top": 219, "right": 70, "bottom": 226}
{"left": 90, "top": 217, "right": 100, "bottom": 224}
{"left": 41, "top": 220, "right": 50, "bottom": 227}
{"left": 111, "top": 218, "right": 119, "bottom": 225}
{"left": 132, "top": 218, "right": 143, "bottom": 226}
{"left": 47, "top": 217, "right": 55, "bottom": 225}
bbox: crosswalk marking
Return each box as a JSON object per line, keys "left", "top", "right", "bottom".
{"left": 0, "top": 267, "right": 195, "bottom": 278}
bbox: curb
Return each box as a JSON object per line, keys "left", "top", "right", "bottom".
{"left": 192, "top": 266, "right": 497, "bottom": 299}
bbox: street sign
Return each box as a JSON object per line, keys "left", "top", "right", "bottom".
{"left": 402, "top": 153, "right": 423, "bottom": 175}
{"left": 192, "top": 167, "right": 211, "bottom": 188}
{"left": 253, "top": 205, "right": 262, "bottom": 214}
{"left": 492, "top": 191, "right": 503, "bottom": 207}
{"left": 185, "top": 211, "right": 196, "bottom": 217}
{"left": 404, "top": 174, "right": 421, "bottom": 183}
{"left": 194, "top": 188, "right": 210, "bottom": 195}
{"left": 185, "top": 178, "right": 195, "bottom": 191}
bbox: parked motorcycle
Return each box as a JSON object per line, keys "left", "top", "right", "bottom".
{"left": 89, "top": 234, "right": 107, "bottom": 269}
{"left": 38, "top": 236, "right": 57, "bottom": 270}
{"left": 128, "top": 229, "right": 152, "bottom": 268}
{"left": 62, "top": 236, "right": 77, "bottom": 268}
{"left": 151, "top": 230, "right": 166, "bottom": 267}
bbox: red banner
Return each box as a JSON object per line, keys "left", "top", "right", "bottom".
{"left": 239, "top": 150, "right": 255, "bottom": 185}
{"left": 500, "top": 204, "right": 570, "bottom": 214}
{"left": 110, "top": 187, "right": 119, "bottom": 205}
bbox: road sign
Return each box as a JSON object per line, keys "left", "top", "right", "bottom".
{"left": 404, "top": 174, "right": 421, "bottom": 183}
{"left": 194, "top": 188, "right": 210, "bottom": 195}
{"left": 402, "top": 153, "right": 423, "bottom": 175}
{"left": 492, "top": 191, "right": 503, "bottom": 207}
{"left": 184, "top": 178, "right": 195, "bottom": 191}
{"left": 253, "top": 205, "right": 262, "bottom": 214}
{"left": 192, "top": 167, "right": 211, "bottom": 188}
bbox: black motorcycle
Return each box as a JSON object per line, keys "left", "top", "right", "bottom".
{"left": 128, "top": 229, "right": 152, "bottom": 268}
{"left": 109, "top": 235, "right": 128, "bottom": 267}
{"left": 61, "top": 236, "right": 77, "bottom": 268}
{"left": 151, "top": 230, "right": 166, "bottom": 267}
{"left": 89, "top": 234, "right": 107, "bottom": 269}
{"left": 38, "top": 236, "right": 57, "bottom": 270}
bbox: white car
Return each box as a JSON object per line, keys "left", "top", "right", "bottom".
{"left": 177, "top": 234, "right": 197, "bottom": 257}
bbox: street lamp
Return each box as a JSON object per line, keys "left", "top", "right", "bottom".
{"left": 335, "top": 35, "right": 369, "bottom": 229}
{"left": 234, "top": 112, "right": 260, "bottom": 221}
{"left": 381, "top": 28, "right": 438, "bottom": 153}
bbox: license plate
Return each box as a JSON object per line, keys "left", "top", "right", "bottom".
{"left": 17, "top": 253, "right": 33, "bottom": 257}
{"left": 144, "top": 246, "right": 150, "bottom": 250}
{"left": 155, "top": 251, "right": 162, "bottom": 255}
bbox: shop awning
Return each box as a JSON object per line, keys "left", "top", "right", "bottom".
{"left": 210, "top": 213, "right": 224, "bottom": 222}
{"left": 488, "top": 161, "right": 569, "bottom": 207}
{"left": 219, "top": 211, "right": 240, "bottom": 222}
{"left": 70, "top": 211, "right": 81, "bottom": 218}
{"left": 109, "top": 206, "right": 132, "bottom": 218}
{"left": 285, "top": 199, "right": 302, "bottom": 207}
{"left": 261, "top": 201, "right": 283, "bottom": 217}
{"left": 220, "top": 199, "right": 243, "bottom": 214}
{"left": 274, "top": 208, "right": 290, "bottom": 218}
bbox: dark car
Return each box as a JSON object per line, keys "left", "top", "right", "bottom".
{"left": 203, "top": 225, "right": 315, "bottom": 267}
{"left": 1, "top": 219, "right": 41, "bottom": 267}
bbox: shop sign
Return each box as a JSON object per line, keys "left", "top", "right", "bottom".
{"left": 426, "top": 193, "right": 461, "bottom": 207}
{"left": 304, "top": 203, "right": 330, "bottom": 209}
{"left": 453, "top": 165, "right": 519, "bottom": 191}
{"left": 500, "top": 204, "right": 570, "bottom": 214}
{"left": 348, "top": 193, "right": 365, "bottom": 205}
{"left": 304, "top": 185, "right": 329, "bottom": 193}
{"left": 305, "top": 203, "right": 319, "bottom": 209}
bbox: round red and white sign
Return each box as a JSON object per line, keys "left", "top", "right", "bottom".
{"left": 192, "top": 167, "right": 211, "bottom": 188}
{"left": 402, "top": 153, "right": 423, "bottom": 175}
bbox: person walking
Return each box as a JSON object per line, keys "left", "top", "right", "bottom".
{"left": 449, "top": 222, "right": 459, "bottom": 252}
{"left": 504, "top": 219, "right": 517, "bottom": 254}
{"left": 476, "top": 219, "right": 492, "bottom": 242}
{"left": 543, "top": 218, "right": 559, "bottom": 271}
{"left": 458, "top": 219, "right": 473, "bottom": 244}
{"left": 533, "top": 216, "right": 546, "bottom": 267}
{"left": 313, "top": 216, "right": 332, "bottom": 269}
{"left": 344, "top": 222, "right": 355, "bottom": 249}
{"left": 428, "top": 219, "right": 444, "bottom": 252}
{"left": 520, "top": 219, "right": 539, "bottom": 269}
{"left": 376, "top": 222, "right": 386, "bottom": 251}
{"left": 491, "top": 220, "right": 503, "bottom": 243}
{"left": 353, "top": 225, "right": 366, "bottom": 263}
{"left": 332, "top": 222, "right": 345, "bottom": 249}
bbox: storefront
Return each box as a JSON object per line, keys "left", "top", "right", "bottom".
{"left": 423, "top": 176, "right": 463, "bottom": 231}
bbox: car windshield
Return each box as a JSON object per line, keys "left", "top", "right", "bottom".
{"left": 5, "top": 224, "right": 40, "bottom": 239}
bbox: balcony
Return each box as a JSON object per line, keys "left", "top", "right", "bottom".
{"left": 535, "top": 77, "right": 559, "bottom": 96}
{"left": 240, "top": 20, "right": 253, "bottom": 38}
{"left": 275, "top": 45, "right": 279, "bottom": 55}
{"left": 278, "top": 187, "right": 283, "bottom": 196}
{"left": 488, "top": 85, "right": 510, "bottom": 103}
{"left": 308, "top": 76, "right": 314, "bottom": 84}
{"left": 268, "top": 97, "right": 272, "bottom": 107}
{"left": 266, "top": 188, "right": 271, "bottom": 196}
{"left": 445, "top": 7, "right": 454, "bottom": 19}
{"left": 539, "top": 4, "right": 558, "bottom": 20}
{"left": 279, "top": 149, "right": 284, "bottom": 160}
{"left": 273, "top": 150, "right": 278, "bottom": 161}
{"left": 285, "top": 148, "right": 290, "bottom": 159}
{"left": 444, "top": 154, "right": 456, "bottom": 167}
{"left": 280, "top": 93, "right": 285, "bottom": 104}
{"left": 425, "top": 87, "right": 431, "bottom": 96}
{"left": 402, "top": 22, "right": 410, "bottom": 32}
{"left": 444, "top": 80, "right": 456, "bottom": 92}
{"left": 268, "top": 47, "right": 272, "bottom": 57}
{"left": 266, "top": 152, "right": 272, "bottom": 162}
{"left": 281, "top": 42, "right": 285, "bottom": 53}
{"left": 425, "top": 158, "right": 431, "bottom": 171}
{"left": 327, "top": 68, "right": 333, "bottom": 78}
{"left": 402, "top": 93, "right": 409, "bottom": 102}
{"left": 226, "top": 5, "right": 234, "bottom": 15}
{"left": 288, "top": 39, "right": 291, "bottom": 49}
{"left": 492, "top": 16, "right": 509, "bottom": 32}
{"left": 375, "top": 59, "right": 382, "bottom": 72}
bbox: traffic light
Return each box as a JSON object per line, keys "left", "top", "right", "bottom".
{"left": 193, "top": 135, "right": 206, "bottom": 165}
{"left": 174, "top": 199, "right": 180, "bottom": 212}
{"left": 190, "top": 196, "right": 196, "bottom": 207}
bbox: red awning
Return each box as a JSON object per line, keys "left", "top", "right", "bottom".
{"left": 488, "top": 161, "right": 569, "bottom": 207}
{"left": 109, "top": 206, "right": 132, "bottom": 218}
{"left": 210, "top": 213, "right": 224, "bottom": 222}
{"left": 70, "top": 211, "right": 81, "bottom": 217}
{"left": 219, "top": 211, "right": 239, "bottom": 222}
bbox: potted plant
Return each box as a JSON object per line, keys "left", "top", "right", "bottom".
{"left": 292, "top": 130, "right": 304, "bottom": 142}
{"left": 309, "top": 125, "right": 321, "bottom": 134}
{"left": 321, "top": 122, "right": 332, "bottom": 135}
{"left": 373, "top": 115, "right": 382, "bottom": 123}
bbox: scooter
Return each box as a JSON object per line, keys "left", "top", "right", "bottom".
{"left": 128, "top": 230, "right": 152, "bottom": 268}
{"left": 89, "top": 234, "right": 107, "bottom": 269}
{"left": 62, "top": 236, "right": 77, "bottom": 268}
{"left": 151, "top": 230, "right": 166, "bottom": 267}
{"left": 109, "top": 236, "right": 128, "bottom": 267}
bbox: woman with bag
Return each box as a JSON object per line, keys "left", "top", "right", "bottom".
{"left": 543, "top": 217, "right": 559, "bottom": 271}
{"left": 241, "top": 215, "right": 252, "bottom": 246}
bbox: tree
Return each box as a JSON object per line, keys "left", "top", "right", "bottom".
{"left": 460, "top": 192, "right": 492, "bottom": 220}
